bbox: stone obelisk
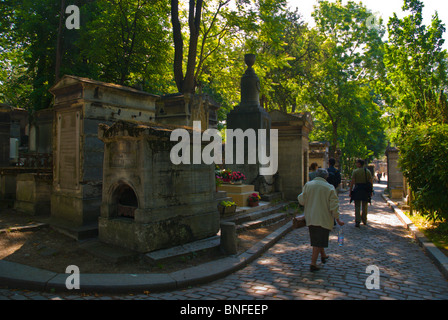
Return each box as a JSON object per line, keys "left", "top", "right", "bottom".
{"left": 226, "top": 54, "right": 272, "bottom": 186}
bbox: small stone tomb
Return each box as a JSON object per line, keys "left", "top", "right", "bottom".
{"left": 98, "top": 121, "right": 219, "bottom": 253}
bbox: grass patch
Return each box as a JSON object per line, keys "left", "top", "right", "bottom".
{"left": 403, "top": 210, "right": 448, "bottom": 257}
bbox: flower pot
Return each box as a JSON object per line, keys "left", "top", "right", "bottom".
{"left": 248, "top": 201, "right": 259, "bottom": 207}
{"left": 218, "top": 204, "right": 237, "bottom": 216}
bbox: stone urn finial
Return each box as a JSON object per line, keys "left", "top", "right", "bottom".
{"left": 244, "top": 54, "right": 256, "bottom": 69}
{"left": 240, "top": 54, "right": 260, "bottom": 107}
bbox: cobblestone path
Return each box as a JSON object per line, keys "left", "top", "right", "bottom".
{"left": 1, "top": 183, "right": 448, "bottom": 300}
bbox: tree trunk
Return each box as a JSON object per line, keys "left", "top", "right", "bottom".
{"left": 182, "top": 0, "right": 203, "bottom": 94}
{"left": 329, "top": 121, "right": 338, "bottom": 159}
{"left": 170, "top": 0, "right": 203, "bottom": 94}
{"left": 55, "top": 0, "right": 66, "bottom": 83}
{"left": 171, "top": 0, "right": 184, "bottom": 92}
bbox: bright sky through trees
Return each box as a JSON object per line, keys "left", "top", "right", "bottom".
{"left": 287, "top": 0, "right": 448, "bottom": 48}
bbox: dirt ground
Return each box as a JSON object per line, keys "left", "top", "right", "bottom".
{"left": 0, "top": 208, "right": 292, "bottom": 274}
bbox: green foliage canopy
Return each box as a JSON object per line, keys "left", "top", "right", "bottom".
{"left": 385, "top": 0, "right": 448, "bottom": 221}
{"left": 398, "top": 123, "right": 448, "bottom": 221}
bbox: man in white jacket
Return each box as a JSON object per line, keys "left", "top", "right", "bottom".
{"left": 298, "top": 168, "right": 344, "bottom": 271}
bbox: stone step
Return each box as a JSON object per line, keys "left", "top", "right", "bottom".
{"left": 260, "top": 192, "right": 282, "bottom": 202}
{"left": 216, "top": 197, "right": 234, "bottom": 204}
{"left": 143, "top": 201, "right": 295, "bottom": 265}
{"left": 215, "top": 190, "right": 234, "bottom": 205}
{"left": 222, "top": 202, "right": 289, "bottom": 225}
{"left": 39, "top": 216, "right": 98, "bottom": 241}
{"left": 144, "top": 236, "right": 221, "bottom": 265}
{"left": 144, "top": 207, "right": 293, "bottom": 265}
{"left": 236, "top": 211, "right": 289, "bottom": 233}
{"left": 215, "top": 190, "right": 228, "bottom": 200}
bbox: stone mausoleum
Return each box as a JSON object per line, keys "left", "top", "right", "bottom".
{"left": 48, "top": 75, "right": 159, "bottom": 238}
{"left": 98, "top": 121, "right": 219, "bottom": 253}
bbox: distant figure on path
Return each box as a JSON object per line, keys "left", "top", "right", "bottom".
{"left": 326, "top": 158, "right": 342, "bottom": 194}
{"left": 376, "top": 172, "right": 382, "bottom": 183}
{"left": 298, "top": 168, "right": 344, "bottom": 272}
{"left": 349, "top": 159, "right": 373, "bottom": 227}
{"left": 308, "top": 162, "right": 319, "bottom": 181}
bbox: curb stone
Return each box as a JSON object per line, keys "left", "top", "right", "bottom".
{"left": 0, "top": 223, "right": 49, "bottom": 234}
{"left": 0, "top": 220, "right": 294, "bottom": 294}
{"left": 381, "top": 193, "right": 448, "bottom": 280}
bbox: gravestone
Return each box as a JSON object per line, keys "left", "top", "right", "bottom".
{"left": 48, "top": 75, "right": 158, "bottom": 238}
{"left": 225, "top": 54, "right": 271, "bottom": 186}
{"left": 98, "top": 121, "right": 219, "bottom": 253}
{"left": 269, "top": 110, "right": 313, "bottom": 200}
{"left": 0, "top": 104, "right": 28, "bottom": 166}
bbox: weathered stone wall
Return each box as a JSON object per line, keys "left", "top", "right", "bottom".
{"left": 98, "top": 121, "right": 219, "bottom": 253}
{"left": 14, "top": 173, "right": 52, "bottom": 215}
{"left": 269, "top": 110, "right": 313, "bottom": 200}
{"left": 0, "top": 168, "right": 49, "bottom": 208}
{"left": 277, "top": 135, "right": 304, "bottom": 200}
{"left": 156, "top": 93, "right": 220, "bottom": 130}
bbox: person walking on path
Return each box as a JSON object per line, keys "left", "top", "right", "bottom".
{"left": 298, "top": 168, "right": 344, "bottom": 272}
{"left": 326, "top": 158, "right": 342, "bottom": 194}
{"left": 308, "top": 162, "right": 318, "bottom": 181}
{"left": 349, "top": 159, "right": 373, "bottom": 227}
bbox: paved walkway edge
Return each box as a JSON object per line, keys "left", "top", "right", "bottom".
{"left": 382, "top": 193, "right": 448, "bottom": 280}
{"left": 0, "top": 221, "right": 294, "bottom": 294}
{"left": 0, "top": 223, "right": 49, "bottom": 234}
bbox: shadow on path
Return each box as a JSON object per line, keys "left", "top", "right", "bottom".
{"left": 202, "top": 181, "right": 448, "bottom": 300}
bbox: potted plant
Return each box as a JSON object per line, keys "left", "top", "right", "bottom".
{"left": 220, "top": 169, "right": 233, "bottom": 183}
{"left": 218, "top": 169, "right": 246, "bottom": 184}
{"left": 247, "top": 193, "right": 261, "bottom": 207}
{"left": 215, "top": 175, "right": 223, "bottom": 191}
{"left": 218, "top": 200, "right": 237, "bottom": 215}
{"left": 231, "top": 171, "right": 246, "bottom": 184}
